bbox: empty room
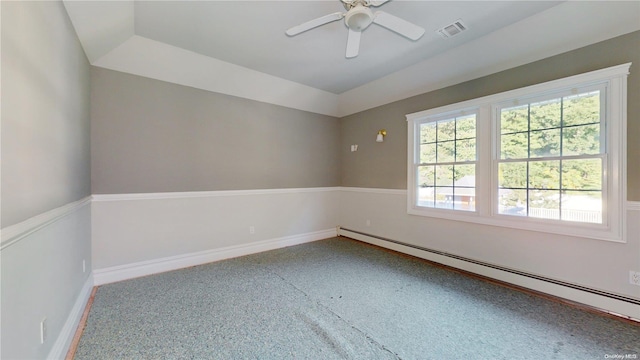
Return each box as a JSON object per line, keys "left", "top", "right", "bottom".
{"left": 2, "top": 0, "right": 640, "bottom": 359}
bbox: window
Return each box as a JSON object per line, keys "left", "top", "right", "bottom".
{"left": 407, "top": 64, "right": 629, "bottom": 242}
{"left": 496, "top": 87, "right": 605, "bottom": 224}
{"left": 417, "top": 112, "right": 477, "bottom": 211}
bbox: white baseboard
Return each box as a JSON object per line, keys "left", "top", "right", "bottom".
{"left": 94, "top": 228, "right": 337, "bottom": 286}
{"left": 48, "top": 273, "right": 94, "bottom": 360}
{"left": 339, "top": 228, "right": 640, "bottom": 321}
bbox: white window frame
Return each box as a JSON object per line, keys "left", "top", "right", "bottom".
{"left": 413, "top": 109, "right": 480, "bottom": 212}
{"left": 406, "top": 63, "right": 630, "bottom": 242}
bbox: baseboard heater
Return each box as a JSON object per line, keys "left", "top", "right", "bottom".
{"left": 339, "top": 227, "right": 640, "bottom": 307}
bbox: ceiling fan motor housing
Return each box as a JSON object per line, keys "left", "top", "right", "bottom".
{"left": 345, "top": 5, "right": 374, "bottom": 31}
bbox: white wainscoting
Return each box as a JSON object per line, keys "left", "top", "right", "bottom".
{"left": 0, "top": 198, "right": 92, "bottom": 360}
{"left": 91, "top": 187, "right": 341, "bottom": 283}
{"left": 338, "top": 188, "right": 640, "bottom": 320}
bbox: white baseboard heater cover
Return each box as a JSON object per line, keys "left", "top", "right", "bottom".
{"left": 338, "top": 227, "right": 640, "bottom": 320}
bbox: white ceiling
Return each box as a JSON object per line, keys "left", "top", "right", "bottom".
{"left": 63, "top": 1, "right": 640, "bottom": 117}
{"left": 132, "top": 1, "right": 561, "bottom": 94}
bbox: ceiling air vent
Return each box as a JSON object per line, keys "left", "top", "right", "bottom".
{"left": 437, "top": 19, "right": 467, "bottom": 38}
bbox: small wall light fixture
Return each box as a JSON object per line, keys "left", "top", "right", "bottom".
{"left": 376, "top": 129, "right": 387, "bottom": 142}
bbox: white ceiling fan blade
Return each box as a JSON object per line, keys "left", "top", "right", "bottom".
{"left": 345, "top": 28, "right": 361, "bottom": 58}
{"left": 285, "top": 12, "right": 344, "bottom": 36}
{"left": 373, "top": 11, "right": 425, "bottom": 40}
{"left": 368, "top": 0, "right": 390, "bottom": 7}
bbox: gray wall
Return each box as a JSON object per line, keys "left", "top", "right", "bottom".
{"left": 1, "top": 1, "right": 91, "bottom": 227}
{"left": 91, "top": 68, "right": 340, "bottom": 194}
{"left": 91, "top": 32, "right": 639, "bottom": 198}
{"left": 1, "top": 1, "right": 93, "bottom": 359}
{"left": 341, "top": 31, "right": 640, "bottom": 200}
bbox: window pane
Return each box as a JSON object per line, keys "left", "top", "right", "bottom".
{"left": 563, "top": 124, "right": 600, "bottom": 156}
{"left": 530, "top": 129, "right": 560, "bottom": 158}
{"left": 563, "top": 91, "right": 600, "bottom": 127}
{"left": 498, "top": 189, "right": 527, "bottom": 216}
{"left": 529, "top": 190, "right": 560, "bottom": 220}
{"left": 435, "top": 187, "right": 454, "bottom": 209}
{"left": 420, "top": 123, "right": 437, "bottom": 143}
{"left": 454, "top": 164, "right": 475, "bottom": 186}
{"left": 455, "top": 138, "right": 476, "bottom": 162}
{"left": 417, "top": 187, "right": 435, "bottom": 207}
{"left": 561, "top": 191, "right": 602, "bottom": 224}
{"left": 454, "top": 165, "right": 475, "bottom": 212}
{"left": 456, "top": 115, "right": 476, "bottom": 139}
{"left": 530, "top": 98, "right": 561, "bottom": 130}
{"left": 437, "top": 141, "right": 455, "bottom": 163}
{"left": 437, "top": 121, "right": 456, "bottom": 141}
{"left": 501, "top": 132, "right": 528, "bottom": 159}
{"left": 499, "top": 162, "right": 527, "bottom": 189}
{"left": 435, "top": 165, "right": 454, "bottom": 186}
{"left": 454, "top": 188, "right": 476, "bottom": 211}
{"left": 529, "top": 160, "right": 560, "bottom": 189}
{"left": 501, "top": 105, "right": 528, "bottom": 134}
{"left": 420, "top": 143, "right": 437, "bottom": 164}
{"left": 561, "top": 158, "right": 602, "bottom": 190}
{"left": 418, "top": 166, "right": 435, "bottom": 187}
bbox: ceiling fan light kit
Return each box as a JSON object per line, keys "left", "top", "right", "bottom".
{"left": 345, "top": 5, "right": 374, "bottom": 31}
{"left": 285, "top": 0, "right": 425, "bottom": 59}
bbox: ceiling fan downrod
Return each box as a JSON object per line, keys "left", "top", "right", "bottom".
{"left": 341, "top": 0, "right": 387, "bottom": 11}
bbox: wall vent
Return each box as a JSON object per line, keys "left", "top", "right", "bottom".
{"left": 437, "top": 19, "right": 468, "bottom": 38}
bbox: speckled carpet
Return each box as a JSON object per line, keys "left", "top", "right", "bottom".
{"left": 75, "top": 237, "right": 639, "bottom": 359}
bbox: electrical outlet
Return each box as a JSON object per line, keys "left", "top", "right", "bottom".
{"left": 366, "top": 219, "right": 371, "bottom": 227}
{"left": 40, "top": 318, "right": 47, "bottom": 344}
{"left": 249, "top": 226, "right": 255, "bottom": 235}
{"left": 630, "top": 271, "right": 640, "bottom": 286}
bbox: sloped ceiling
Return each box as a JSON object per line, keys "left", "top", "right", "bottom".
{"left": 63, "top": 1, "right": 640, "bottom": 117}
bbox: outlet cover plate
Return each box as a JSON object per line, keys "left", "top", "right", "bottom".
{"left": 40, "top": 318, "right": 47, "bottom": 344}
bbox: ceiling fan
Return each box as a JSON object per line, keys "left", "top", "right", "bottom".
{"left": 285, "top": 0, "right": 425, "bottom": 59}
